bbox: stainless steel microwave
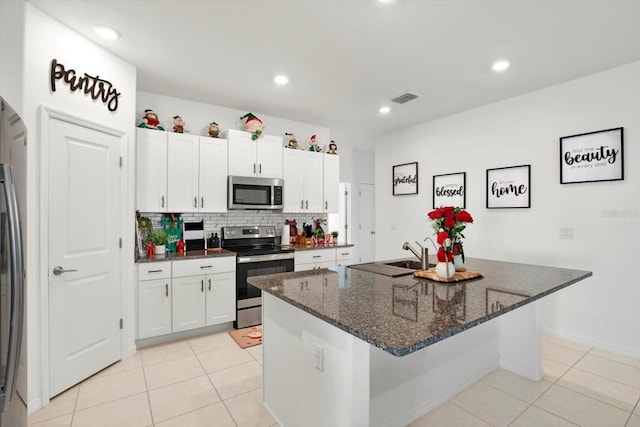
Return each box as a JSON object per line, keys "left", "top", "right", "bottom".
{"left": 228, "top": 176, "right": 284, "bottom": 210}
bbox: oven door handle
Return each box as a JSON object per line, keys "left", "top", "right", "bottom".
{"left": 237, "top": 253, "right": 295, "bottom": 263}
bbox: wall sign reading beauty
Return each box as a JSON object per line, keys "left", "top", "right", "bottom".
{"left": 393, "top": 162, "right": 418, "bottom": 195}
{"left": 486, "top": 164, "right": 531, "bottom": 209}
{"left": 433, "top": 172, "right": 466, "bottom": 208}
{"left": 49, "top": 58, "right": 121, "bottom": 112}
{"left": 560, "top": 127, "right": 623, "bottom": 184}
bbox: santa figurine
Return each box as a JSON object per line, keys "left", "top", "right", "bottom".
{"left": 327, "top": 140, "right": 338, "bottom": 155}
{"left": 172, "top": 115, "right": 186, "bottom": 133}
{"left": 137, "top": 109, "right": 164, "bottom": 130}
{"left": 208, "top": 122, "right": 221, "bottom": 138}
{"left": 435, "top": 230, "right": 455, "bottom": 278}
{"left": 240, "top": 112, "right": 264, "bottom": 140}
{"left": 285, "top": 132, "right": 298, "bottom": 149}
{"left": 308, "top": 134, "right": 321, "bottom": 152}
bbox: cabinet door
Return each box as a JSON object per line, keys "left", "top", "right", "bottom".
{"left": 227, "top": 130, "right": 257, "bottom": 176}
{"left": 323, "top": 154, "right": 340, "bottom": 213}
{"left": 172, "top": 275, "right": 206, "bottom": 332}
{"left": 282, "top": 149, "right": 304, "bottom": 212}
{"left": 205, "top": 271, "right": 236, "bottom": 326}
{"left": 167, "top": 133, "right": 200, "bottom": 212}
{"left": 136, "top": 128, "right": 167, "bottom": 212}
{"left": 303, "top": 151, "right": 324, "bottom": 212}
{"left": 256, "top": 135, "right": 283, "bottom": 178}
{"left": 199, "top": 137, "right": 228, "bottom": 212}
{"left": 138, "top": 279, "right": 172, "bottom": 339}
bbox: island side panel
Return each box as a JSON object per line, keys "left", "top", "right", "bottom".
{"left": 262, "top": 293, "right": 371, "bottom": 427}
{"left": 499, "top": 300, "right": 543, "bottom": 381}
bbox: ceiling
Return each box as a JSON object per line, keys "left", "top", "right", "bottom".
{"left": 28, "top": 0, "right": 640, "bottom": 146}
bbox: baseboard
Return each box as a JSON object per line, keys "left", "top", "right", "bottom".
{"left": 135, "top": 322, "right": 234, "bottom": 348}
{"left": 543, "top": 327, "right": 640, "bottom": 359}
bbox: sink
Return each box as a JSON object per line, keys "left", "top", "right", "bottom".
{"left": 384, "top": 260, "right": 435, "bottom": 270}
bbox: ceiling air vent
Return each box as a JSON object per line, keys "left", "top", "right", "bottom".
{"left": 391, "top": 92, "right": 419, "bottom": 104}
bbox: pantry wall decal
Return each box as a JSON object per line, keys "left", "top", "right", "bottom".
{"left": 393, "top": 162, "right": 418, "bottom": 195}
{"left": 560, "top": 127, "right": 624, "bottom": 184}
{"left": 486, "top": 164, "right": 531, "bottom": 209}
{"left": 50, "top": 58, "right": 121, "bottom": 112}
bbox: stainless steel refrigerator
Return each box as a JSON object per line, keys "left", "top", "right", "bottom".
{"left": 0, "top": 96, "right": 27, "bottom": 427}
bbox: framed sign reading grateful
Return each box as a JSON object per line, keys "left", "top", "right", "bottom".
{"left": 393, "top": 162, "right": 418, "bottom": 195}
{"left": 486, "top": 164, "right": 531, "bottom": 209}
{"left": 433, "top": 172, "right": 466, "bottom": 208}
{"left": 560, "top": 127, "right": 624, "bottom": 184}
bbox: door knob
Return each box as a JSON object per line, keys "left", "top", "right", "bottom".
{"left": 53, "top": 266, "right": 77, "bottom": 276}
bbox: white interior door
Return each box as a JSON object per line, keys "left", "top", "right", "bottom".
{"left": 358, "top": 183, "right": 375, "bottom": 263}
{"left": 48, "top": 118, "right": 121, "bottom": 397}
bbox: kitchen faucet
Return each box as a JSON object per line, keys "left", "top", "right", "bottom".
{"left": 402, "top": 241, "right": 428, "bottom": 270}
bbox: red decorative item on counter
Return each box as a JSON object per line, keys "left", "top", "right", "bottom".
{"left": 176, "top": 240, "right": 185, "bottom": 254}
{"left": 146, "top": 242, "right": 155, "bottom": 258}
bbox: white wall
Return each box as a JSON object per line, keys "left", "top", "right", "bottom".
{"left": 22, "top": 3, "right": 137, "bottom": 410}
{"left": 374, "top": 61, "right": 640, "bottom": 357}
{"left": 0, "top": 0, "right": 25, "bottom": 112}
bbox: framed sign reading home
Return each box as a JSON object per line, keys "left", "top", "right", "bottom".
{"left": 433, "top": 172, "right": 466, "bottom": 208}
{"left": 560, "top": 127, "right": 624, "bottom": 184}
{"left": 486, "top": 164, "right": 531, "bottom": 209}
{"left": 393, "top": 162, "right": 418, "bottom": 195}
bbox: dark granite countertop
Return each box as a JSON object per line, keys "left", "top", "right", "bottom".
{"left": 247, "top": 257, "right": 592, "bottom": 357}
{"left": 282, "top": 243, "right": 354, "bottom": 251}
{"left": 136, "top": 249, "right": 236, "bottom": 263}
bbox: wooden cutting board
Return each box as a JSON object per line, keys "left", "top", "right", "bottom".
{"left": 413, "top": 268, "right": 483, "bottom": 282}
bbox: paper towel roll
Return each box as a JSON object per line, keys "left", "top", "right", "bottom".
{"left": 281, "top": 225, "right": 290, "bottom": 246}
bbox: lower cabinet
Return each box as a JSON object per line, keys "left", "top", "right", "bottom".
{"left": 294, "top": 246, "right": 354, "bottom": 271}
{"left": 138, "top": 257, "right": 236, "bottom": 339}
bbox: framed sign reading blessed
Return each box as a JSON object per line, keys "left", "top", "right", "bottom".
{"left": 433, "top": 172, "right": 466, "bottom": 208}
{"left": 486, "top": 164, "right": 531, "bottom": 209}
{"left": 560, "top": 127, "right": 624, "bottom": 184}
{"left": 393, "top": 162, "right": 418, "bottom": 195}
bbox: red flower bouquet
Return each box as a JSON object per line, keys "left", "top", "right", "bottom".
{"left": 428, "top": 206, "right": 473, "bottom": 258}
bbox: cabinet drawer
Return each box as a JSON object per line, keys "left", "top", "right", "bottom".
{"left": 172, "top": 256, "right": 236, "bottom": 277}
{"left": 138, "top": 262, "right": 171, "bottom": 280}
{"left": 336, "top": 247, "right": 354, "bottom": 261}
{"left": 295, "top": 249, "right": 336, "bottom": 266}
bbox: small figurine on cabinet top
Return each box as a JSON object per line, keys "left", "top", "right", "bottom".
{"left": 308, "top": 134, "right": 321, "bottom": 152}
{"left": 208, "top": 122, "right": 221, "bottom": 138}
{"left": 327, "top": 140, "right": 338, "bottom": 155}
{"left": 240, "top": 112, "right": 264, "bottom": 140}
{"left": 285, "top": 132, "right": 298, "bottom": 149}
{"left": 137, "top": 109, "right": 164, "bottom": 130}
{"left": 172, "top": 115, "right": 186, "bottom": 133}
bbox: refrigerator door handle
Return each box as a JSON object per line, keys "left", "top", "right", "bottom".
{"left": 0, "top": 164, "right": 24, "bottom": 412}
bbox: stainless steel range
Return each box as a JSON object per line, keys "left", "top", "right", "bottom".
{"left": 221, "top": 226, "right": 294, "bottom": 329}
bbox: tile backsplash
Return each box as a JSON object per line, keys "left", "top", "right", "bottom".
{"left": 140, "top": 211, "right": 326, "bottom": 240}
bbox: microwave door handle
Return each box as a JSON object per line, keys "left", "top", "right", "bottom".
{"left": 0, "top": 164, "right": 24, "bottom": 412}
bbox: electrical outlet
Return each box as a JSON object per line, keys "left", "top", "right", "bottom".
{"left": 559, "top": 227, "right": 574, "bottom": 240}
{"left": 314, "top": 343, "right": 324, "bottom": 372}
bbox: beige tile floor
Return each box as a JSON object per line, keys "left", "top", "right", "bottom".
{"left": 29, "top": 333, "right": 640, "bottom": 427}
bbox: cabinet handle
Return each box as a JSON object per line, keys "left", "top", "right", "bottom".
{"left": 325, "top": 201, "right": 328, "bottom": 210}
{"left": 200, "top": 265, "right": 213, "bottom": 269}
{"left": 305, "top": 200, "right": 308, "bottom": 209}
{"left": 253, "top": 163, "right": 256, "bottom": 174}
{"left": 148, "top": 269, "right": 163, "bottom": 273}
{"left": 300, "top": 200, "right": 304, "bottom": 209}
{"left": 312, "top": 255, "right": 322, "bottom": 258}
{"left": 341, "top": 253, "right": 350, "bottom": 256}
{"left": 165, "top": 283, "right": 168, "bottom": 297}
{"left": 161, "top": 195, "right": 165, "bottom": 208}
{"left": 194, "top": 197, "right": 198, "bottom": 208}
{"left": 201, "top": 197, "right": 204, "bottom": 208}
{"left": 208, "top": 278, "right": 212, "bottom": 291}
{"left": 201, "top": 280, "right": 204, "bottom": 292}
{"left": 259, "top": 163, "right": 262, "bottom": 174}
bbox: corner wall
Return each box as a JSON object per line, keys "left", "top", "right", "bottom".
{"left": 374, "top": 61, "right": 640, "bottom": 357}
{"left": 22, "top": 2, "right": 137, "bottom": 411}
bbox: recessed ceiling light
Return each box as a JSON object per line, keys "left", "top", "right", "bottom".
{"left": 274, "top": 75, "right": 289, "bottom": 85}
{"left": 379, "top": 106, "right": 391, "bottom": 114}
{"left": 92, "top": 25, "right": 120, "bottom": 40}
{"left": 492, "top": 60, "right": 510, "bottom": 72}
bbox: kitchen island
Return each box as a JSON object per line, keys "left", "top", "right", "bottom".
{"left": 248, "top": 257, "right": 592, "bottom": 427}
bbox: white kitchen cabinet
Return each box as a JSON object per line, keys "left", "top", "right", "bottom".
{"left": 136, "top": 128, "right": 168, "bottom": 212}
{"left": 282, "top": 150, "right": 323, "bottom": 213}
{"left": 226, "top": 129, "right": 283, "bottom": 178}
{"left": 323, "top": 153, "right": 340, "bottom": 213}
{"left": 198, "top": 137, "right": 228, "bottom": 212}
{"left": 138, "top": 262, "right": 172, "bottom": 339}
{"left": 336, "top": 247, "right": 354, "bottom": 266}
{"left": 171, "top": 257, "right": 236, "bottom": 333}
{"left": 294, "top": 248, "right": 336, "bottom": 271}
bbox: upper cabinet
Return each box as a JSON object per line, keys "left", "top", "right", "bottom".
{"left": 136, "top": 128, "right": 228, "bottom": 213}
{"left": 225, "top": 129, "right": 283, "bottom": 179}
{"left": 323, "top": 153, "right": 339, "bottom": 213}
{"left": 283, "top": 150, "right": 323, "bottom": 213}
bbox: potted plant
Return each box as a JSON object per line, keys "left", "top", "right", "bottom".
{"left": 149, "top": 229, "right": 168, "bottom": 255}
{"left": 330, "top": 230, "right": 339, "bottom": 245}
